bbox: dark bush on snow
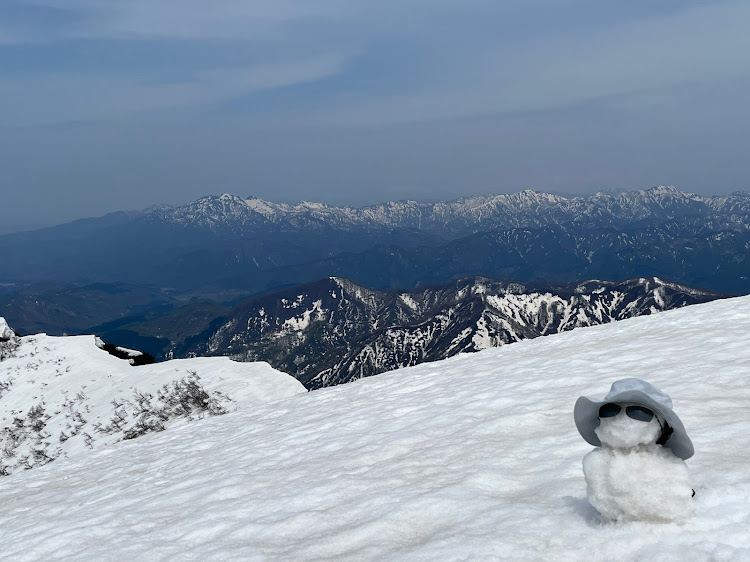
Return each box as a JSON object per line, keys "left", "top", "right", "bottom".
{"left": 122, "top": 373, "right": 228, "bottom": 440}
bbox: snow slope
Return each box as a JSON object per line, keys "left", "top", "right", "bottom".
{"left": 1, "top": 297, "right": 750, "bottom": 560}
{"left": 0, "top": 331, "right": 306, "bottom": 475}
{"left": 0, "top": 317, "right": 14, "bottom": 340}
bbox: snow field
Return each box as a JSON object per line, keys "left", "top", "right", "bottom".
{"left": 1, "top": 296, "right": 750, "bottom": 560}
{"left": 0, "top": 333, "right": 306, "bottom": 473}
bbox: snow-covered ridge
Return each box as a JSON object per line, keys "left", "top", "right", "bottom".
{"left": 178, "top": 276, "right": 719, "bottom": 388}
{"left": 147, "top": 186, "right": 750, "bottom": 236}
{"left": 0, "top": 330, "right": 305, "bottom": 476}
{"left": 1, "top": 295, "right": 748, "bottom": 560}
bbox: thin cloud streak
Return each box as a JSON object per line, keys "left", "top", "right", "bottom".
{"left": 0, "top": 54, "right": 352, "bottom": 126}
{"left": 6, "top": 1, "right": 749, "bottom": 127}
{"left": 295, "top": 1, "right": 750, "bottom": 125}
{"left": 18, "top": 0, "right": 352, "bottom": 41}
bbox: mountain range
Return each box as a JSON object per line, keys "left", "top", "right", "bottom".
{"left": 166, "top": 276, "right": 720, "bottom": 388}
{"left": 133, "top": 186, "right": 750, "bottom": 236}
{"left": 1, "top": 185, "right": 747, "bottom": 336}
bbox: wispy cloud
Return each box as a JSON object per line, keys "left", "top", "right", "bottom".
{"left": 17, "top": 0, "right": 350, "bottom": 41}
{"left": 0, "top": 54, "right": 350, "bottom": 126}
{"left": 1, "top": 0, "right": 749, "bottom": 230}
{"left": 1, "top": 0, "right": 362, "bottom": 125}
{"left": 6, "top": 0, "right": 748, "bottom": 127}
{"left": 293, "top": 0, "right": 750, "bottom": 125}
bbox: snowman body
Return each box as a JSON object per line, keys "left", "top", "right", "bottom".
{"left": 582, "top": 409, "right": 694, "bottom": 523}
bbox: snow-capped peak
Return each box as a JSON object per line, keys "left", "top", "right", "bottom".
{"left": 243, "top": 196, "right": 282, "bottom": 217}
{"left": 218, "top": 193, "right": 244, "bottom": 202}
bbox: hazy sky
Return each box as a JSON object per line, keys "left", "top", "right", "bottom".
{"left": 1, "top": 0, "right": 750, "bottom": 232}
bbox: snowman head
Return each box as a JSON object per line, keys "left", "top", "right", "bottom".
{"left": 594, "top": 403, "right": 666, "bottom": 449}
{"left": 574, "top": 378, "right": 694, "bottom": 460}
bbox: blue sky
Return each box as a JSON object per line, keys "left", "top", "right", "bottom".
{"left": 1, "top": 0, "right": 750, "bottom": 232}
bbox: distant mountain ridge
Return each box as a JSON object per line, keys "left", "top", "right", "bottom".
{"left": 1, "top": 186, "right": 748, "bottom": 336}
{"left": 173, "top": 276, "right": 720, "bottom": 388}
{"left": 213, "top": 219, "right": 750, "bottom": 295}
{"left": 148, "top": 186, "right": 750, "bottom": 237}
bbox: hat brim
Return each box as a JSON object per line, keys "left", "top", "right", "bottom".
{"left": 574, "top": 390, "right": 694, "bottom": 460}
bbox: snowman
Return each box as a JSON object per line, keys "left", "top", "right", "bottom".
{"left": 574, "top": 378, "right": 694, "bottom": 523}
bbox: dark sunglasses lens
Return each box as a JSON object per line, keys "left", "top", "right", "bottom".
{"left": 626, "top": 405, "right": 654, "bottom": 422}
{"left": 599, "top": 403, "right": 621, "bottom": 418}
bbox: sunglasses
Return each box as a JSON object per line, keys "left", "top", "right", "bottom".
{"left": 598, "top": 403, "right": 655, "bottom": 423}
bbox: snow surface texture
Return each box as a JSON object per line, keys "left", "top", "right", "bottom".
{"left": 1, "top": 297, "right": 750, "bottom": 560}
{"left": 0, "top": 334, "right": 306, "bottom": 475}
{"left": 584, "top": 413, "right": 693, "bottom": 523}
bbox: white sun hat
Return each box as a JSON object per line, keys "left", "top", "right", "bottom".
{"left": 574, "top": 378, "right": 694, "bottom": 460}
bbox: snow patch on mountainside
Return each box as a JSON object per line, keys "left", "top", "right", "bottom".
{"left": 0, "top": 297, "right": 748, "bottom": 560}
{"left": 281, "top": 300, "right": 324, "bottom": 333}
